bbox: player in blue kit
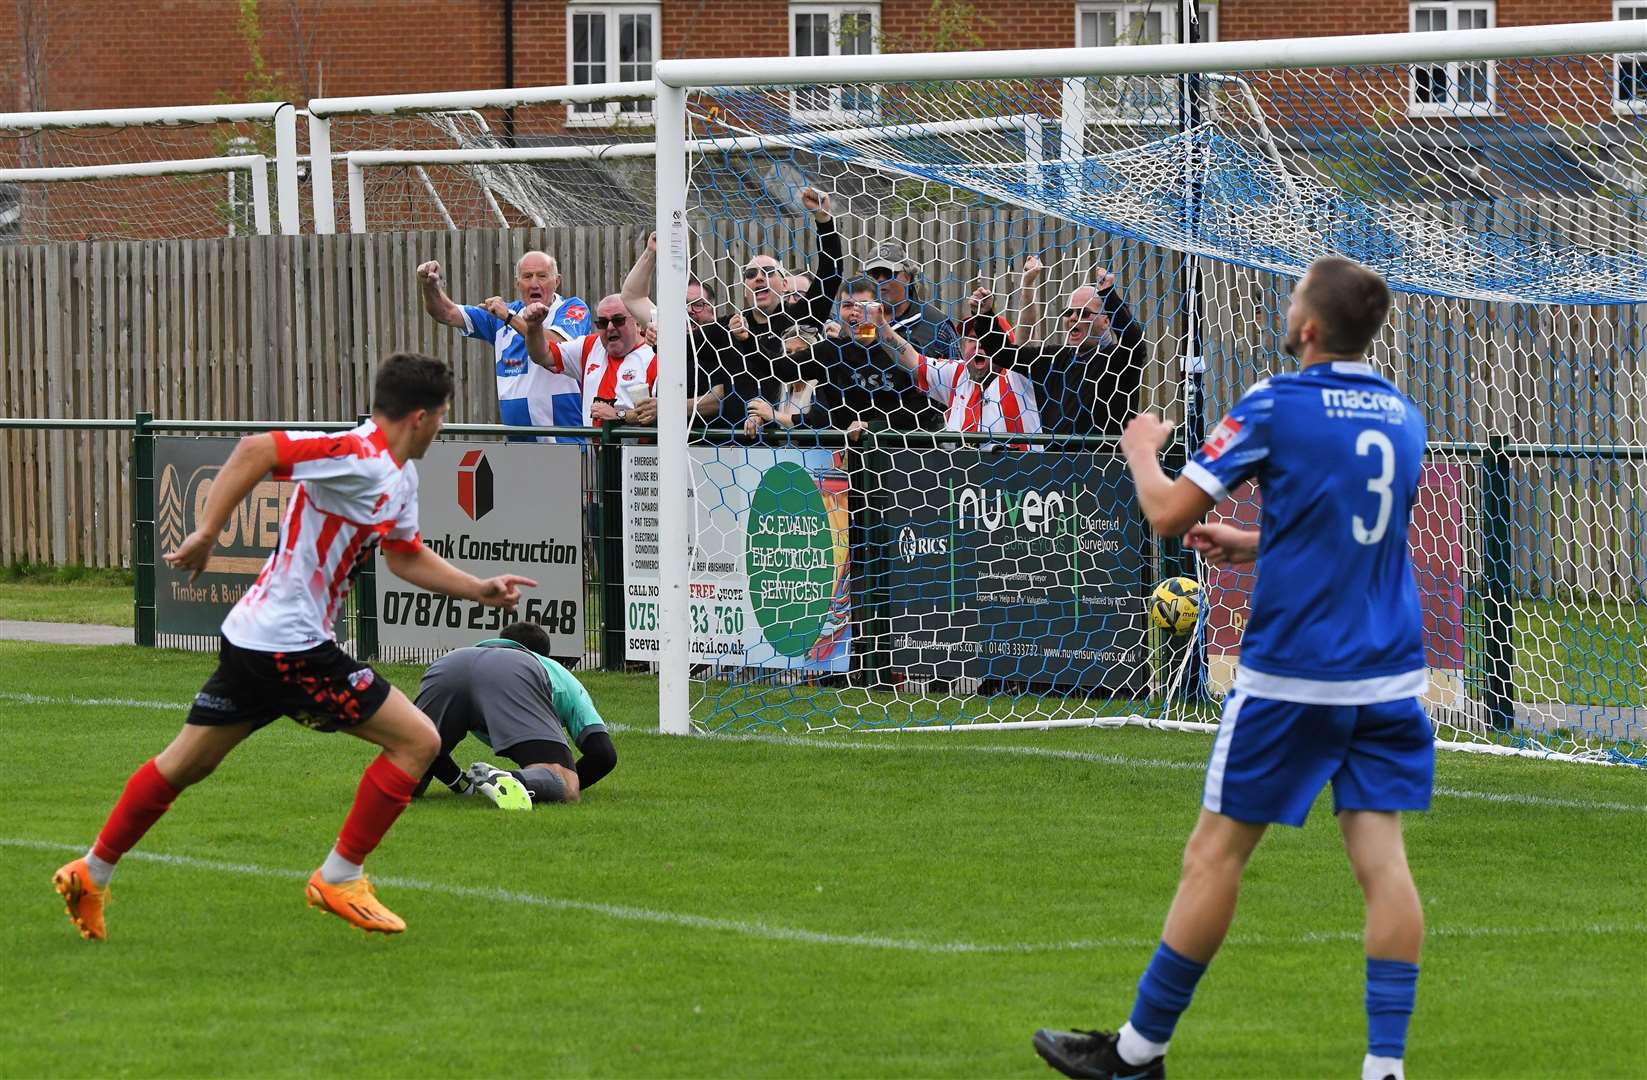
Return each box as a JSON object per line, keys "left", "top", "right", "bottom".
{"left": 1033, "top": 258, "right": 1431, "bottom": 1080}
{"left": 416, "top": 250, "right": 592, "bottom": 442}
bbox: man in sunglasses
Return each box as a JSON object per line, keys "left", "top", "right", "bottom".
{"left": 728, "top": 186, "right": 843, "bottom": 436}
{"left": 990, "top": 267, "right": 1146, "bottom": 441}
{"left": 525, "top": 294, "right": 658, "bottom": 428}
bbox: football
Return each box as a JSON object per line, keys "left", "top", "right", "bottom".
{"left": 1148, "top": 576, "right": 1201, "bottom": 636}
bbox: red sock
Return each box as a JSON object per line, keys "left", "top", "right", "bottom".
{"left": 335, "top": 754, "right": 419, "bottom": 865}
{"left": 91, "top": 758, "right": 181, "bottom": 864}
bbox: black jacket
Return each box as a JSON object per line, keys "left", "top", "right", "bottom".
{"left": 797, "top": 336, "right": 941, "bottom": 432}
{"left": 983, "top": 287, "right": 1145, "bottom": 439}
{"left": 727, "top": 221, "right": 844, "bottom": 408}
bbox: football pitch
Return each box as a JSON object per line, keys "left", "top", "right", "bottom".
{"left": 2, "top": 641, "right": 1644, "bottom": 1078}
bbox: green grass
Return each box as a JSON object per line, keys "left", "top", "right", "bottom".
{"left": 2, "top": 568, "right": 1638, "bottom": 709}
{"left": 1510, "top": 598, "right": 1646, "bottom": 707}
{"left": 0, "top": 563, "right": 135, "bottom": 626}
{"left": 3, "top": 641, "right": 1644, "bottom": 1077}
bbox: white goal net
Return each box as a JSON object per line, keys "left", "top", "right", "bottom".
{"left": 648, "top": 24, "right": 1646, "bottom": 765}
{"left": 0, "top": 103, "right": 297, "bottom": 242}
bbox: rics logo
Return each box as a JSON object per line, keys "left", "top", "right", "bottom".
{"left": 896, "top": 526, "right": 948, "bottom": 563}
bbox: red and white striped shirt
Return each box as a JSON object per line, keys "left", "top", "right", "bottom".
{"left": 544, "top": 334, "right": 658, "bottom": 424}
{"left": 916, "top": 355, "right": 1043, "bottom": 450}
{"left": 221, "top": 421, "right": 422, "bottom": 652}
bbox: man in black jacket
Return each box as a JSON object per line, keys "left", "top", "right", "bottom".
{"left": 800, "top": 276, "right": 938, "bottom": 437}
{"left": 984, "top": 269, "right": 1147, "bottom": 440}
{"left": 727, "top": 187, "right": 843, "bottom": 436}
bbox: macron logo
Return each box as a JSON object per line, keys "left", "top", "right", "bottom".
{"left": 1321, "top": 387, "right": 1404, "bottom": 421}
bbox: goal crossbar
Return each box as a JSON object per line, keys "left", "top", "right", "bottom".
{"left": 655, "top": 19, "right": 1647, "bottom": 88}
{"left": 0, "top": 155, "right": 271, "bottom": 234}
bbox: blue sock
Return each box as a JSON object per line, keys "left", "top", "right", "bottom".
{"left": 1127, "top": 941, "right": 1209, "bottom": 1044}
{"left": 1366, "top": 957, "right": 1420, "bottom": 1058}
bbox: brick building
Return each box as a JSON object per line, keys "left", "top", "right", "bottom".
{"left": 1, "top": 1, "right": 1638, "bottom": 241}
{"left": 0, "top": 0, "right": 1631, "bottom": 114}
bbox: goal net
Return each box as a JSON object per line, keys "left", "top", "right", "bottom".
{"left": 0, "top": 104, "right": 296, "bottom": 242}
{"left": 306, "top": 85, "right": 660, "bottom": 233}
{"left": 653, "top": 26, "right": 1646, "bottom": 764}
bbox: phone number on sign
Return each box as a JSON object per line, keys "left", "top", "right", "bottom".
{"left": 381, "top": 591, "right": 578, "bottom": 634}
{"left": 627, "top": 599, "right": 745, "bottom": 637}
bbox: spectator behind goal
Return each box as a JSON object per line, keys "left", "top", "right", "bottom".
{"left": 873, "top": 303, "right": 1042, "bottom": 450}
{"left": 860, "top": 239, "right": 958, "bottom": 360}
{"left": 416, "top": 251, "right": 591, "bottom": 442}
{"left": 619, "top": 232, "right": 740, "bottom": 425}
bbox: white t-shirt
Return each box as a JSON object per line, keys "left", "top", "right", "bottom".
{"left": 916, "top": 354, "right": 1043, "bottom": 450}
{"left": 545, "top": 334, "right": 659, "bottom": 425}
{"left": 221, "top": 420, "right": 421, "bottom": 652}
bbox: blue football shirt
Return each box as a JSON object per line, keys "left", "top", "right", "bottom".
{"left": 461, "top": 294, "right": 592, "bottom": 443}
{"left": 1183, "top": 361, "right": 1428, "bottom": 704}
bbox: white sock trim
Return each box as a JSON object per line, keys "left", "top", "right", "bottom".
{"left": 1117, "top": 1023, "right": 1169, "bottom": 1065}
{"left": 319, "top": 847, "right": 364, "bottom": 885}
{"left": 1363, "top": 1053, "right": 1404, "bottom": 1080}
{"left": 84, "top": 850, "right": 115, "bottom": 888}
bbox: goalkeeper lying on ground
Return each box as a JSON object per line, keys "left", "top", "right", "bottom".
{"left": 411, "top": 623, "right": 617, "bottom": 810}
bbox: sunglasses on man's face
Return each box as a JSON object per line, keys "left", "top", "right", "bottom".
{"left": 1062, "top": 307, "right": 1100, "bottom": 321}
{"left": 743, "top": 265, "right": 779, "bottom": 280}
{"left": 595, "top": 315, "right": 629, "bottom": 329}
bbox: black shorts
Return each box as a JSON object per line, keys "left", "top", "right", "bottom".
{"left": 187, "top": 638, "right": 392, "bottom": 732}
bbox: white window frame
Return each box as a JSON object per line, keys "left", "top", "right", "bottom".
{"left": 1615, "top": 1, "right": 1647, "bottom": 114}
{"left": 566, "top": 3, "right": 660, "bottom": 127}
{"left": 1074, "top": 2, "right": 1219, "bottom": 126}
{"left": 788, "top": 3, "right": 882, "bottom": 123}
{"left": 1408, "top": 1, "right": 1498, "bottom": 117}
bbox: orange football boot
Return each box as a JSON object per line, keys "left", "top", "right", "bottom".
{"left": 305, "top": 869, "right": 406, "bottom": 934}
{"left": 52, "top": 858, "right": 108, "bottom": 941}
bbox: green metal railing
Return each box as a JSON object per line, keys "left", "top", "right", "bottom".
{"left": 5, "top": 414, "right": 1643, "bottom": 736}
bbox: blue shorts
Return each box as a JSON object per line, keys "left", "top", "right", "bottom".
{"left": 1202, "top": 692, "right": 1435, "bottom": 827}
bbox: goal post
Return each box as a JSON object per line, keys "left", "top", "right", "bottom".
{"left": 650, "top": 20, "right": 1647, "bottom": 764}
{"left": 0, "top": 102, "right": 298, "bottom": 240}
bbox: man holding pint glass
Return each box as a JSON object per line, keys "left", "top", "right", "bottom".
{"left": 808, "top": 277, "right": 940, "bottom": 439}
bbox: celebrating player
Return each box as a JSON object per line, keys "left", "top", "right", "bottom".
{"left": 1033, "top": 258, "right": 1431, "bottom": 1080}
{"left": 51, "top": 354, "right": 535, "bottom": 940}
{"left": 412, "top": 622, "right": 617, "bottom": 808}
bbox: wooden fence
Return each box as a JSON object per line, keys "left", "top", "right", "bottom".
{"left": 2, "top": 217, "right": 1643, "bottom": 595}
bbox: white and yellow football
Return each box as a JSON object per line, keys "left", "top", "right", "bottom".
{"left": 1148, "top": 576, "right": 1201, "bottom": 636}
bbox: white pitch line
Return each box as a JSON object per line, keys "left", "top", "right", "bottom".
{"left": 0, "top": 689, "right": 181, "bottom": 710}
{"left": 4, "top": 690, "right": 1643, "bottom": 814}
{"left": 9, "top": 838, "right": 1643, "bottom": 954}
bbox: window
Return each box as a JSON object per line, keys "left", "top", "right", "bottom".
{"left": 1075, "top": 2, "right": 1218, "bottom": 124}
{"left": 567, "top": 4, "right": 658, "bottom": 125}
{"left": 1409, "top": 2, "right": 1495, "bottom": 115}
{"left": 1616, "top": 3, "right": 1647, "bottom": 112}
{"left": 790, "top": 4, "right": 880, "bottom": 121}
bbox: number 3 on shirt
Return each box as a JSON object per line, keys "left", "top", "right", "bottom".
{"left": 1353, "top": 429, "right": 1395, "bottom": 545}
